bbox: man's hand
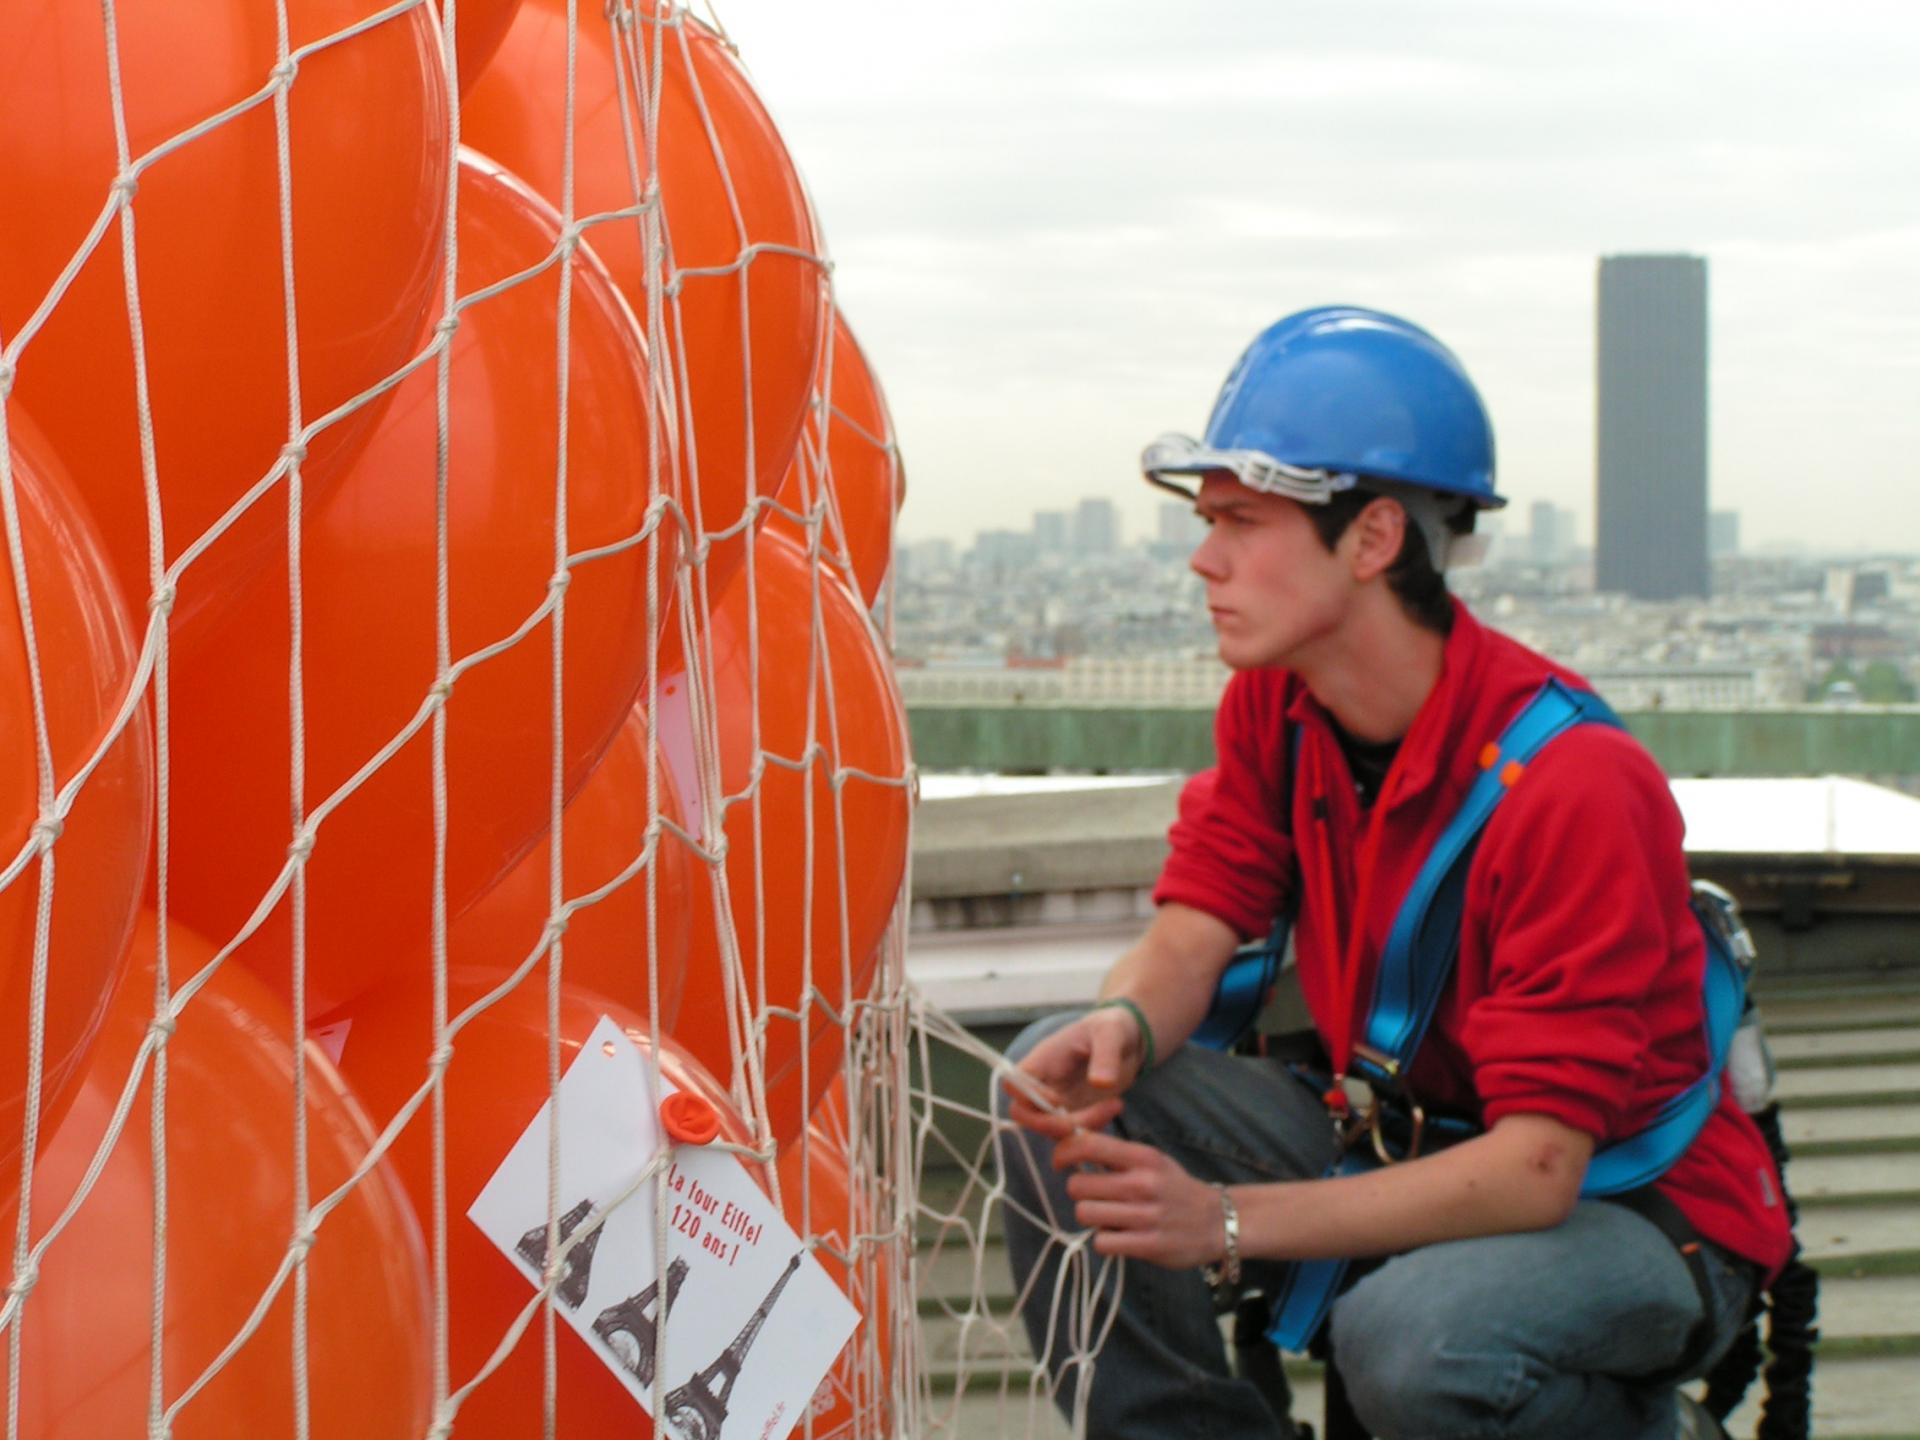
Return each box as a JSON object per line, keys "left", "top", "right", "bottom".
{"left": 1004, "top": 1006, "right": 1148, "bottom": 1123}
{"left": 1053, "top": 1126, "right": 1226, "bottom": 1271}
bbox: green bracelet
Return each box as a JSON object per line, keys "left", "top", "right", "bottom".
{"left": 1092, "top": 996, "right": 1157, "bottom": 1072}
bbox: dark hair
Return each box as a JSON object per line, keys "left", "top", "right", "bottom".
{"left": 1305, "top": 487, "right": 1456, "bottom": 634}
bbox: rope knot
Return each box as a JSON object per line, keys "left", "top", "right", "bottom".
{"left": 289, "top": 1227, "right": 317, "bottom": 1259}
{"left": 435, "top": 312, "right": 461, "bottom": 342}
{"left": 270, "top": 56, "right": 300, "bottom": 89}
{"left": 547, "top": 570, "right": 572, "bottom": 597}
{"left": 7, "top": 1261, "right": 38, "bottom": 1302}
{"left": 0, "top": 360, "right": 15, "bottom": 396}
{"left": 287, "top": 828, "right": 317, "bottom": 864}
{"left": 428, "top": 1043, "right": 456, "bottom": 1074}
{"left": 148, "top": 583, "right": 177, "bottom": 617}
{"left": 429, "top": 678, "right": 454, "bottom": 706}
{"left": 30, "top": 813, "right": 63, "bottom": 849}
{"left": 111, "top": 172, "right": 139, "bottom": 206}
{"left": 280, "top": 439, "right": 309, "bottom": 467}
{"left": 149, "top": 1014, "right": 178, "bottom": 1044}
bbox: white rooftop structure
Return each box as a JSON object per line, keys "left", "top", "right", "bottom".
{"left": 908, "top": 775, "right": 1920, "bottom": 1019}
{"left": 1673, "top": 777, "right": 1920, "bottom": 859}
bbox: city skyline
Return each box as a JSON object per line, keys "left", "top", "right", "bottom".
{"left": 720, "top": 0, "right": 1918, "bottom": 554}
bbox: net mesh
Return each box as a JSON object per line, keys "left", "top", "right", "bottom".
{"left": 0, "top": 2, "right": 1099, "bottom": 1437}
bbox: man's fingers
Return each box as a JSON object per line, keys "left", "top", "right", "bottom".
{"left": 1054, "top": 1127, "right": 1155, "bottom": 1173}
{"left": 1064, "top": 1166, "right": 1150, "bottom": 1203}
{"left": 1001, "top": 1070, "right": 1062, "bottom": 1114}
{"left": 1089, "top": 1229, "right": 1164, "bottom": 1260}
{"left": 1072, "top": 1199, "right": 1157, "bottom": 1232}
{"left": 1083, "top": 1014, "right": 1128, "bottom": 1091}
{"left": 1064, "top": 1095, "right": 1125, "bottom": 1132}
{"left": 1006, "top": 1096, "right": 1075, "bottom": 1139}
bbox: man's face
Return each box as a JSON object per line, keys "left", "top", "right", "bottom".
{"left": 1188, "top": 474, "right": 1354, "bottom": 671}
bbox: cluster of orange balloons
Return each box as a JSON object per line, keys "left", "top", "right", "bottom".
{"left": 2, "top": 1, "right": 908, "bottom": 1435}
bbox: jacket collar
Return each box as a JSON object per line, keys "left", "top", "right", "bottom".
{"left": 1281, "top": 597, "right": 1486, "bottom": 807}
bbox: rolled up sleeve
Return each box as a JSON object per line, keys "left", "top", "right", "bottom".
{"left": 1152, "top": 673, "right": 1296, "bottom": 941}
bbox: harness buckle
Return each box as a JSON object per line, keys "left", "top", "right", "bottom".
{"left": 1369, "top": 1096, "right": 1426, "bottom": 1165}
{"left": 1350, "top": 1041, "right": 1401, "bottom": 1080}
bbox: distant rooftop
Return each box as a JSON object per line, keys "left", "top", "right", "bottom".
{"left": 1673, "top": 777, "right": 1920, "bottom": 859}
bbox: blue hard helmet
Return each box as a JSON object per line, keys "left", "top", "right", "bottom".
{"left": 1143, "top": 306, "right": 1504, "bottom": 511}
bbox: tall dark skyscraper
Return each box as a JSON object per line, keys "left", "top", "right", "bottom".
{"left": 1595, "top": 255, "right": 1709, "bottom": 600}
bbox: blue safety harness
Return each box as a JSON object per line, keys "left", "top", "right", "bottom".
{"left": 1193, "top": 677, "right": 1753, "bottom": 1350}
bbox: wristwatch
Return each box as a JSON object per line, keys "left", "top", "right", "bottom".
{"left": 1201, "top": 1183, "right": 1241, "bottom": 1289}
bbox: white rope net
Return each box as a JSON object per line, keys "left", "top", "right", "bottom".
{"left": 0, "top": 2, "right": 1117, "bottom": 1436}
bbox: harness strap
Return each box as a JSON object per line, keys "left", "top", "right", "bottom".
{"left": 1259, "top": 679, "right": 1754, "bottom": 1350}
{"left": 1355, "top": 678, "right": 1620, "bottom": 1088}
{"left": 1607, "top": 1186, "right": 1733, "bottom": 1385}
{"left": 1265, "top": 1151, "right": 1374, "bottom": 1351}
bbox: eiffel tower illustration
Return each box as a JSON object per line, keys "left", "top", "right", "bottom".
{"left": 592, "top": 1256, "right": 689, "bottom": 1385}
{"left": 514, "top": 1198, "right": 604, "bottom": 1310}
{"left": 663, "top": 1251, "right": 805, "bottom": 1440}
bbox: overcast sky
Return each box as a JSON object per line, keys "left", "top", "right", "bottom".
{"left": 714, "top": 0, "right": 1917, "bottom": 554}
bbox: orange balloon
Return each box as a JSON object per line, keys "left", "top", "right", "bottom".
{"left": 661, "top": 528, "right": 909, "bottom": 1145}
{"left": 0, "top": 0, "right": 449, "bottom": 637}
{"left": 464, "top": 0, "right": 826, "bottom": 597}
{"left": 165, "top": 152, "right": 675, "bottom": 1020}
{"left": 773, "top": 309, "right": 904, "bottom": 608}
{"left": 1, "top": 413, "right": 152, "bottom": 1198}
{"left": 447, "top": 703, "right": 698, "bottom": 1028}
{"left": 2, "top": 913, "right": 433, "bottom": 1438}
{"left": 454, "top": 0, "right": 525, "bottom": 94}
{"left": 332, "top": 968, "right": 756, "bottom": 1440}
{"left": 776, "top": 1085, "right": 894, "bottom": 1440}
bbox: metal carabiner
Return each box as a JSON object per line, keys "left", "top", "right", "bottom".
{"left": 1369, "top": 1097, "right": 1426, "bottom": 1166}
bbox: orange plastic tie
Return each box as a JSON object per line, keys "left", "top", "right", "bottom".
{"left": 661, "top": 1091, "right": 721, "bottom": 1146}
{"left": 1478, "top": 742, "right": 1500, "bottom": 770}
{"left": 1499, "top": 759, "right": 1525, "bottom": 788}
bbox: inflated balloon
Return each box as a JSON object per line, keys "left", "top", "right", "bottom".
{"left": 447, "top": 704, "right": 697, "bottom": 1028}
{"left": 464, "top": 0, "right": 825, "bottom": 598}
{"left": 453, "top": 0, "right": 525, "bottom": 94}
{"left": 660, "top": 528, "right": 909, "bottom": 1145}
{"left": 333, "top": 968, "right": 755, "bottom": 1440}
{"left": 166, "top": 152, "right": 674, "bottom": 1019}
{"left": 776, "top": 1087, "right": 893, "bottom": 1440}
{"left": 1, "top": 413, "right": 152, "bottom": 1202}
{"left": 772, "top": 309, "right": 904, "bottom": 609}
{"left": 2, "top": 913, "right": 433, "bottom": 1438}
{"left": 0, "top": 0, "right": 448, "bottom": 636}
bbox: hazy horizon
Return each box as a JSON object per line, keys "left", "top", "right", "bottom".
{"left": 716, "top": 0, "right": 1916, "bottom": 555}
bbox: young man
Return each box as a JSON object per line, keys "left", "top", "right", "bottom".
{"left": 996, "top": 307, "right": 1790, "bottom": 1440}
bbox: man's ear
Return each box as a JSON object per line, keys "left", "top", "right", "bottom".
{"left": 1345, "top": 496, "right": 1406, "bottom": 582}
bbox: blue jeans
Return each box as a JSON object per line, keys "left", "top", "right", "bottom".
{"left": 993, "top": 1013, "right": 1756, "bottom": 1440}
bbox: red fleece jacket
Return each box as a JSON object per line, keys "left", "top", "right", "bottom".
{"left": 1154, "top": 601, "right": 1793, "bottom": 1275}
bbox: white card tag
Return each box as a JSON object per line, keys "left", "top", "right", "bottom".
{"left": 467, "top": 1015, "right": 860, "bottom": 1439}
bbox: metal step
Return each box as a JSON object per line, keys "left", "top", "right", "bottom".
{"left": 1775, "top": 1061, "right": 1920, "bottom": 1101}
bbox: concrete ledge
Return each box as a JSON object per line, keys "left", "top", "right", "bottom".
{"left": 911, "top": 781, "right": 1179, "bottom": 901}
